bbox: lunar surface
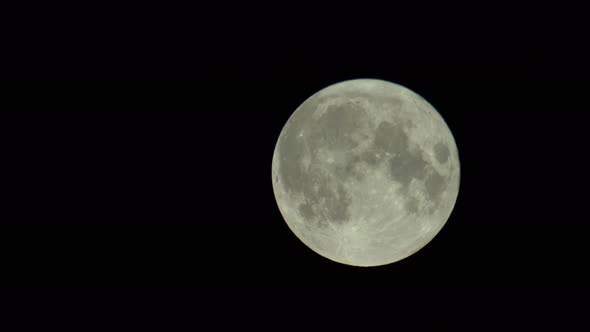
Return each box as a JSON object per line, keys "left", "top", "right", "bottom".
{"left": 272, "top": 79, "right": 460, "bottom": 267}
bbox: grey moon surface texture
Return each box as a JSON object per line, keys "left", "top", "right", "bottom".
{"left": 271, "top": 79, "right": 460, "bottom": 267}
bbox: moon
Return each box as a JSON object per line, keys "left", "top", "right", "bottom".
{"left": 271, "top": 78, "right": 460, "bottom": 267}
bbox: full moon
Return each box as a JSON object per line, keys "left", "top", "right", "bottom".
{"left": 271, "top": 79, "right": 460, "bottom": 267}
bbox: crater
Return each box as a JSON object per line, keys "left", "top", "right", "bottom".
{"left": 433, "top": 142, "right": 450, "bottom": 164}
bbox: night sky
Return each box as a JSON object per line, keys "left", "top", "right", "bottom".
{"left": 2, "top": 4, "right": 588, "bottom": 329}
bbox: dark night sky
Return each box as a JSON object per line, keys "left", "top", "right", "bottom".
{"left": 1, "top": 3, "right": 588, "bottom": 328}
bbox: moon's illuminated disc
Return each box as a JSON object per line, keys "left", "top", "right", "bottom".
{"left": 272, "top": 79, "right": 460, "bottom": 267}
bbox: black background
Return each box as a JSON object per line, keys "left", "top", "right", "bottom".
{"left": 1, "top": 3, "right": 589, "bottom": 329}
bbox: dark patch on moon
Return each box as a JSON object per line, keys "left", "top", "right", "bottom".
{"left": 373, "top": 121, "right": 408, "bottom": 154}
{"left": 324, "top": 183, "right": 353, "bottom": 224}
{"left": 425, "top": 170, "right": 446, "bottom": 201}
{"left": 294, "top": 178, "right": 352, "bottom": 228}
{"left": 369, "top": 120, "right": 450, "bottom": 214}
{"left": 433, "top": 142, "right": 450, "bottom": 164}
{"left": 389, "top": 152, "right": 428, "bottom": 187}
{"left": 332, "top": 155, "right": 366, "bottom": 182}
{"left": 275, "top": 99, "right": 377, "bottom": 228}
{"left": 307, "top": 101, "right": 369, "bottom": 152}
{"left": 372, "top": 120, "right": 428, "bottom": 187}
{"left": 277, "top": 99, "right": 356, "bottom": 228}
{"left": 405, "top": 197, "right": 419, "bottom": 214}
{"left": 298, "top": 200, "right": 316, "bottom": 221}
{"left": 277, "top": 132, "right": 307, "bottom": 195}
{"left": 359, "top": 149, "right": 381, "bottom": 166}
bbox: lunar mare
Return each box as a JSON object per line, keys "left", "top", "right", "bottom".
{"left": 272, "top": 79, "right": 460, "bottom": 267}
